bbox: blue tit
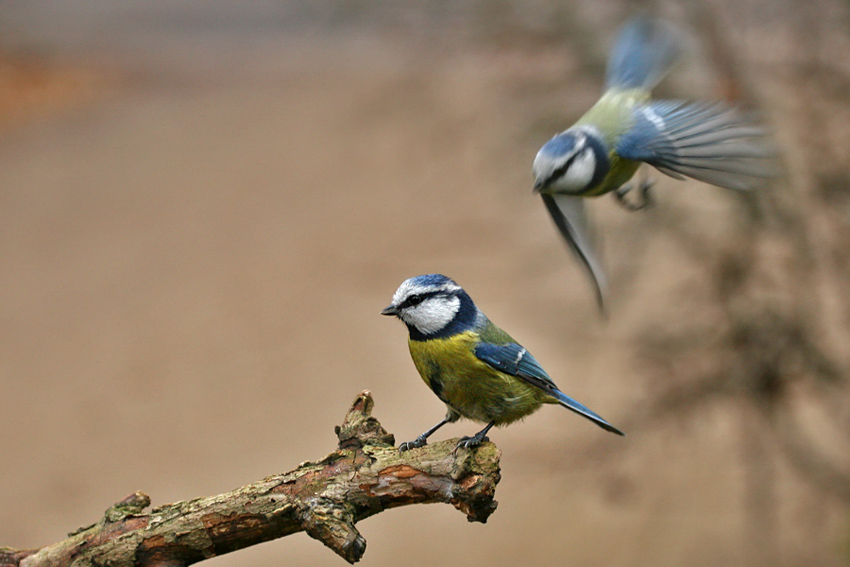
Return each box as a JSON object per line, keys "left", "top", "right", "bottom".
{"left": 532, "top": 17, "right": 773, "bottom": 310}
{"left": 381, "top": 274, "right": 624, "bottom": 451}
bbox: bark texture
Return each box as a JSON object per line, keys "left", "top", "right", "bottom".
{"left": 0, "top": 391, "right": 501, "bottom": 566}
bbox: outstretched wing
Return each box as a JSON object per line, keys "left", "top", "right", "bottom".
{"left": 473, "top": 342, "right": 624, "bottom": 435}
{"left": 605, "top": 17, "right": 684, "bottom": 92}
{"left": 616, "top": 101, "right": 774, "bottom": 191}
{"left": 541, "top": 193, "right": 608, "bottom": 312}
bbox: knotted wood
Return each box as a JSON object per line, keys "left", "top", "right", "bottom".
{"left": 0, "top": 391, "right": 501, "bottom": 566}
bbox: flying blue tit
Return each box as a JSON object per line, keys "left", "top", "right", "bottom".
{"left": 532, "top": 17, "right": 773, "bottom": 310}
{"left": 381, "top": 274, "right": 624, "bottom": 451}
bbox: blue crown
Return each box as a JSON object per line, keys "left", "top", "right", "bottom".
{"left": 410, "top": 274, "right": 455, "bottom": 288}
{"left": 539, "top": 132, "right": 580, "bottom": 157}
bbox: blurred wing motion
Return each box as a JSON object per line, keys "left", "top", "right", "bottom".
{"left": 605, "top": 16, "right": 684, "bottom": 91}
{"left": 617, "top": 101, "right": 774, "bottom": 191}
{"left": 474, "top": 341, "right": 625, "bottom": 435}
{"left": 540, "top": 193, "right": 608, "bottom": 311}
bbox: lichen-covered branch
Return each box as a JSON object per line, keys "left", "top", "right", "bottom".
{"left": 0, "top": 391, "right": 501, "bottom": 566}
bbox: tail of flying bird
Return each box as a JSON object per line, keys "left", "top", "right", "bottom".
{"left": 605, "top": 17, "right": 684, "bottom": 92}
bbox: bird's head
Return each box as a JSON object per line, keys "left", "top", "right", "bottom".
{"left": 381, "top": 274, "right": 477, "bottom": 339}
{"left": 532, "top": 128, "right": 609, "bottom": 194}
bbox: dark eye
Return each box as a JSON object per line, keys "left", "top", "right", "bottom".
{"left": 406, "top": 294, "right": 424, "bottom": 307}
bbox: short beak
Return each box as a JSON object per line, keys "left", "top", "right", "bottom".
{"left": 380, "top": 305, "right": 399, "bottom": 316}
{"left": 532, "top": 179, "right": 544, "bottom": 193}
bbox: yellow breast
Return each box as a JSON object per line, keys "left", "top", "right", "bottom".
{"left": 407, "top": 331, "right": 548, "bottom": 425}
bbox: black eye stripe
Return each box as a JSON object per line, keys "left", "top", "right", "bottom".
{"left": 401, "top": 290, "right": 445, "bottom": 309}
{"left": 547, "top": 151, "right": 581, "bottom": 184}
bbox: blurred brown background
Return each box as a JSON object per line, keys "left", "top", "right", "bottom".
{"left": 1, "top": 1, "right": 849, "bottom": 566}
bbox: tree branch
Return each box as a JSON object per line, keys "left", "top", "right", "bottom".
{"left": 0, "top": 391, "right": 501, "bottom": 566}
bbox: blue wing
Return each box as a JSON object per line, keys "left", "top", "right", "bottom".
{"left": 617, "top": 101, "right": 774, "bottom": 190}
{"left": 474, "top": 342, "right": 625, "bottom": 435}
{"left": 605, "top": 17, "right": 683, "bottom": 91}
{"left": 540, "top": 193, "right": 608, "bottom": 312}
{"left": 474, "top": 342, "right": 556, "bottom": 390}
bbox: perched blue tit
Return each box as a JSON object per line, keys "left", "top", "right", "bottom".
{"left": 532, "top": 17, "right": 773, "bottom": 309}
{"left": 381, "top": 274, "right": 624, "bottom": 451}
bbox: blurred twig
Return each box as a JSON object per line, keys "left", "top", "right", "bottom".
{"left": 0, "top": 392, "right": 501, "bottom": 566}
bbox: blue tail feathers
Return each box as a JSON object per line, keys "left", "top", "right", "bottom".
{"left": 605, "top": 17, "right": 684, "bottom": 91}
{"left": 553, "top": 389, "right": 625, "bottom": 436}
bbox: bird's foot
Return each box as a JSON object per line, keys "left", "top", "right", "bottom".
{"left": 398, "top": 435, "right": 428, "bottom": 453}
{"left": 452, "top": 434, "right": 489, "bottom": 454}
{"left": 614, "top": 178, "right": 655, "bottom": 211}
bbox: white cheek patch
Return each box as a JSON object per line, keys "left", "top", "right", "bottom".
{"left": 402, "top": 296, "right": 461, "bottom": 335}
{"left": 558, "top": 148, "right": 595, "bottom": 191}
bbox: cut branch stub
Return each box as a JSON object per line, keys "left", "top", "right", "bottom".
{"left": 334, "top": 389, "right": 396, "bottom": 449}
